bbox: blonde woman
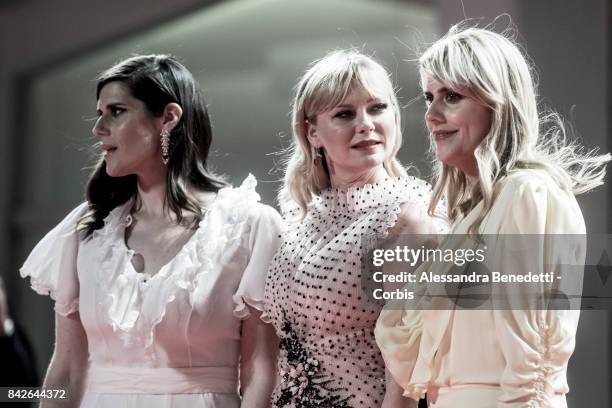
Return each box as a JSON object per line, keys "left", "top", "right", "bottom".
{"left": 263, "top": 50, "right": 444, "bottom": 408}
{"left": 375, "top": 25, "right": 609, "bottom": 407}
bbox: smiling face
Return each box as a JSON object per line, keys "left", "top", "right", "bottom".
{"left": 92, "top": 81, "right": 165, "bottom": 180}
{"left": 306, "top": 86, "right": 396, "bottom": 187}
{"left": 423, "top": 76, "right": 492, "bottom": 178}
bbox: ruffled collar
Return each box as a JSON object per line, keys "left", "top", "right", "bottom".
{"left": 93, "top": 198, "right": 134, "bottom": 240}
{"left": 313, "top": 176, "right": 433, "bottom": 213}
{"left": 88, "top": 175, "right": 261, "bottom": 352}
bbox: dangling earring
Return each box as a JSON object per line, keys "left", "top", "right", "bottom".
{"left": 311, "top": 145, "right": 323, "bottom": 167}
{"left": 160, "top": 128, "right": 170, "bottom": 165}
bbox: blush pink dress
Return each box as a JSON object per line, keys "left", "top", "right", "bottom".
{"left": 263, "top": 177, "right": 445, "bottom": 407}
{"left": 376, "top": 170, "right": 585, "bottom": 408}
{"left": 21, "top": 175, "right": 282, "bottom": 408}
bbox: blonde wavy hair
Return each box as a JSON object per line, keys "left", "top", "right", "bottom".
{"left": 419, "top": 24, "right": 610, "bottom": 233}
{"left": 282, "top": 49, "right": 407, "bottom": 216}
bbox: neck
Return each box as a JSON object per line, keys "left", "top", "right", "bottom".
{"left": 460, "top": 158, "right": 480, "bottom": 186}
{"left": 135, "top": 169, "right": 169, "bottom": 218}
{"left": 329, "top": 166, "right": 389, "bottom": 190}
{"left": 463, "top": 167, "right": 479, "bottom": 186}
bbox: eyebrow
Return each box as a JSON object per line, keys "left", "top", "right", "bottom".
{"left": 335, "top": 98, "right": 383, "bottom": 108}
{"left": 96, "top": 102, "right": 128, "bottom": 112}
{"left": 424, "top": 87, "right": 451, "bottom": 95}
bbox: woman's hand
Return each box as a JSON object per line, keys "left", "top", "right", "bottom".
{"left": 239, "top": 305, "right": 279, "bottom": 408}
{"left": 381, "top": 371, "right": 418, "bottom": 408}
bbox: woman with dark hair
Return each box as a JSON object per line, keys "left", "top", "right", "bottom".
{"left": 21, "top": 54, "right": 281, "bottom": 407}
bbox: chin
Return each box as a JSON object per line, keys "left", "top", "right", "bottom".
{"left": 104, "top": 166, "right": 126, "bottom": 178}
{"left": 435, "top": 150, "right": 452, "bottom": 165}
{"left": 355, "top": 160, "right": 386, "bottom": 175}
{"left": 360, "top": 151, "right": 386, "bottom": 163}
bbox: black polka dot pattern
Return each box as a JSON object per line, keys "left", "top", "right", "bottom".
{"left": 264, "top": 177, "right": 436, "bottom": 407}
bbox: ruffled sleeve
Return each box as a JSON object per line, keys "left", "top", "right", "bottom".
{"left": 374, "top": 181, "right": 448, "bottom": 400}
{"left": 487, "top": 173, "right": 585, "bottom": 407}
{"left": 232, "top": 203, "right": 284, "bottom": 320}
{"left": 20, "top": 202, "right": 88, "bottom": 317}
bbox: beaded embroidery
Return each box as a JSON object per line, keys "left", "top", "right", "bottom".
{"left": 275, "top": 317, "right": 351, "bottom": 408}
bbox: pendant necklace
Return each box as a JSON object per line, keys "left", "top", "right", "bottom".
{"left": 124, "top": 214, "right": 146, "bottom": 273}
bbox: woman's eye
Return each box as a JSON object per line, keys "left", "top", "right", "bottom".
{"left": 445, "top": 91, "right": 463, "bottom": 103}
{"left": 110, "top": 107, "right": 125, "bottom": 117}
{"left": 423, "top": 94, "right": 433, "bottom": 106}
{"left": 333, "top": 110, "right": 354, "bottom": 119}
{"left": 370, "top": 103, "right": 388, "bottom": 113}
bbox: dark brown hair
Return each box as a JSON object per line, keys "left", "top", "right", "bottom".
{"left": 79, "top": 54, "right": 226, "bottom": 237}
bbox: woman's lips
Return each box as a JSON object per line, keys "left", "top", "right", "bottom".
{"left": 101, "top": 146, "right": 117, "bottom": 157}
{"left": 433, "top": 130, "right": 458, "bottom": 141}
{"left": 352, "top": 140, "right": 382, "bottom": 149}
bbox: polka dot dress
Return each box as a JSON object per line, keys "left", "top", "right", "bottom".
{"left": 264, "top": 177, "right": 438, "bottom": 407}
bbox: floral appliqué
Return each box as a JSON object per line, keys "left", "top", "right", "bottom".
{"left": 274, "top": 317, "right": 351, "bottom": 408}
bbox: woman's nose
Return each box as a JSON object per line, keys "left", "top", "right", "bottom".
{"left": 425, "top": 102, "right": 444, "bottom": 126}
{"left": 356, "top": 113, "right": 375, "bottom": 134}
{"left": 92, "top": 116, "right": 109, "bottom": 137}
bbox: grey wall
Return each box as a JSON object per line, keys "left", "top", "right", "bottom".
{"left": 518, "top": 3, "right": 610, "bottom": 406}
{"left": 2, "top": 0, "right": 609, "bottom": 405}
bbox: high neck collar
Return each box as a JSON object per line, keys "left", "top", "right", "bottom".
{"left": 313, "top": 176, "right": 431, "bottom": 212}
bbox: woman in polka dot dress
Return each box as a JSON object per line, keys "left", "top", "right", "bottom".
{"left": 263, "top": 50, "right": 446, "bottom": 408}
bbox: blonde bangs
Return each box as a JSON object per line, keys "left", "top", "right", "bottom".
{"left": 419, "top": 31, "right": 507, "bottom": 110}
{"left": 284, "top": 49, "right": 407, "bottom": 218}
{"left": 304, "top": 58, "right": 396, "bottom": 121}
{"left": 419, "top": 37, "right": 472, "bottom": 91}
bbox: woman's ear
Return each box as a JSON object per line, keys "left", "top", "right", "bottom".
{"left": 305, "top": 120, "right": 320, "bottom": 148}
{"left": 162, "top": 103, "right": 183, "bottom": 132}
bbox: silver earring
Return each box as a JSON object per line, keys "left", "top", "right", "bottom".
{"left": 161, "top": 129, "right": 170, "bottom": 165}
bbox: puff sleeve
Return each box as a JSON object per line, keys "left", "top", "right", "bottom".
{"left": 374, "top": 197, "right": 446, "bottom": 400}
{"left": 488, "top": 175, "right": 585, "bottom": 407}
{"left": 19, "top": 202, "right": 88, "bottom": 317}
{"left": 375, "top": 302, "right": 424, "bottom": 399}
{"left": 232, "top": 204, "right": 284, "bottom": 320}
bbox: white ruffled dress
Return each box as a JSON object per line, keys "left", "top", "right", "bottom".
{"left": 20, "top": 176, "right": 283, "bottom": 408}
